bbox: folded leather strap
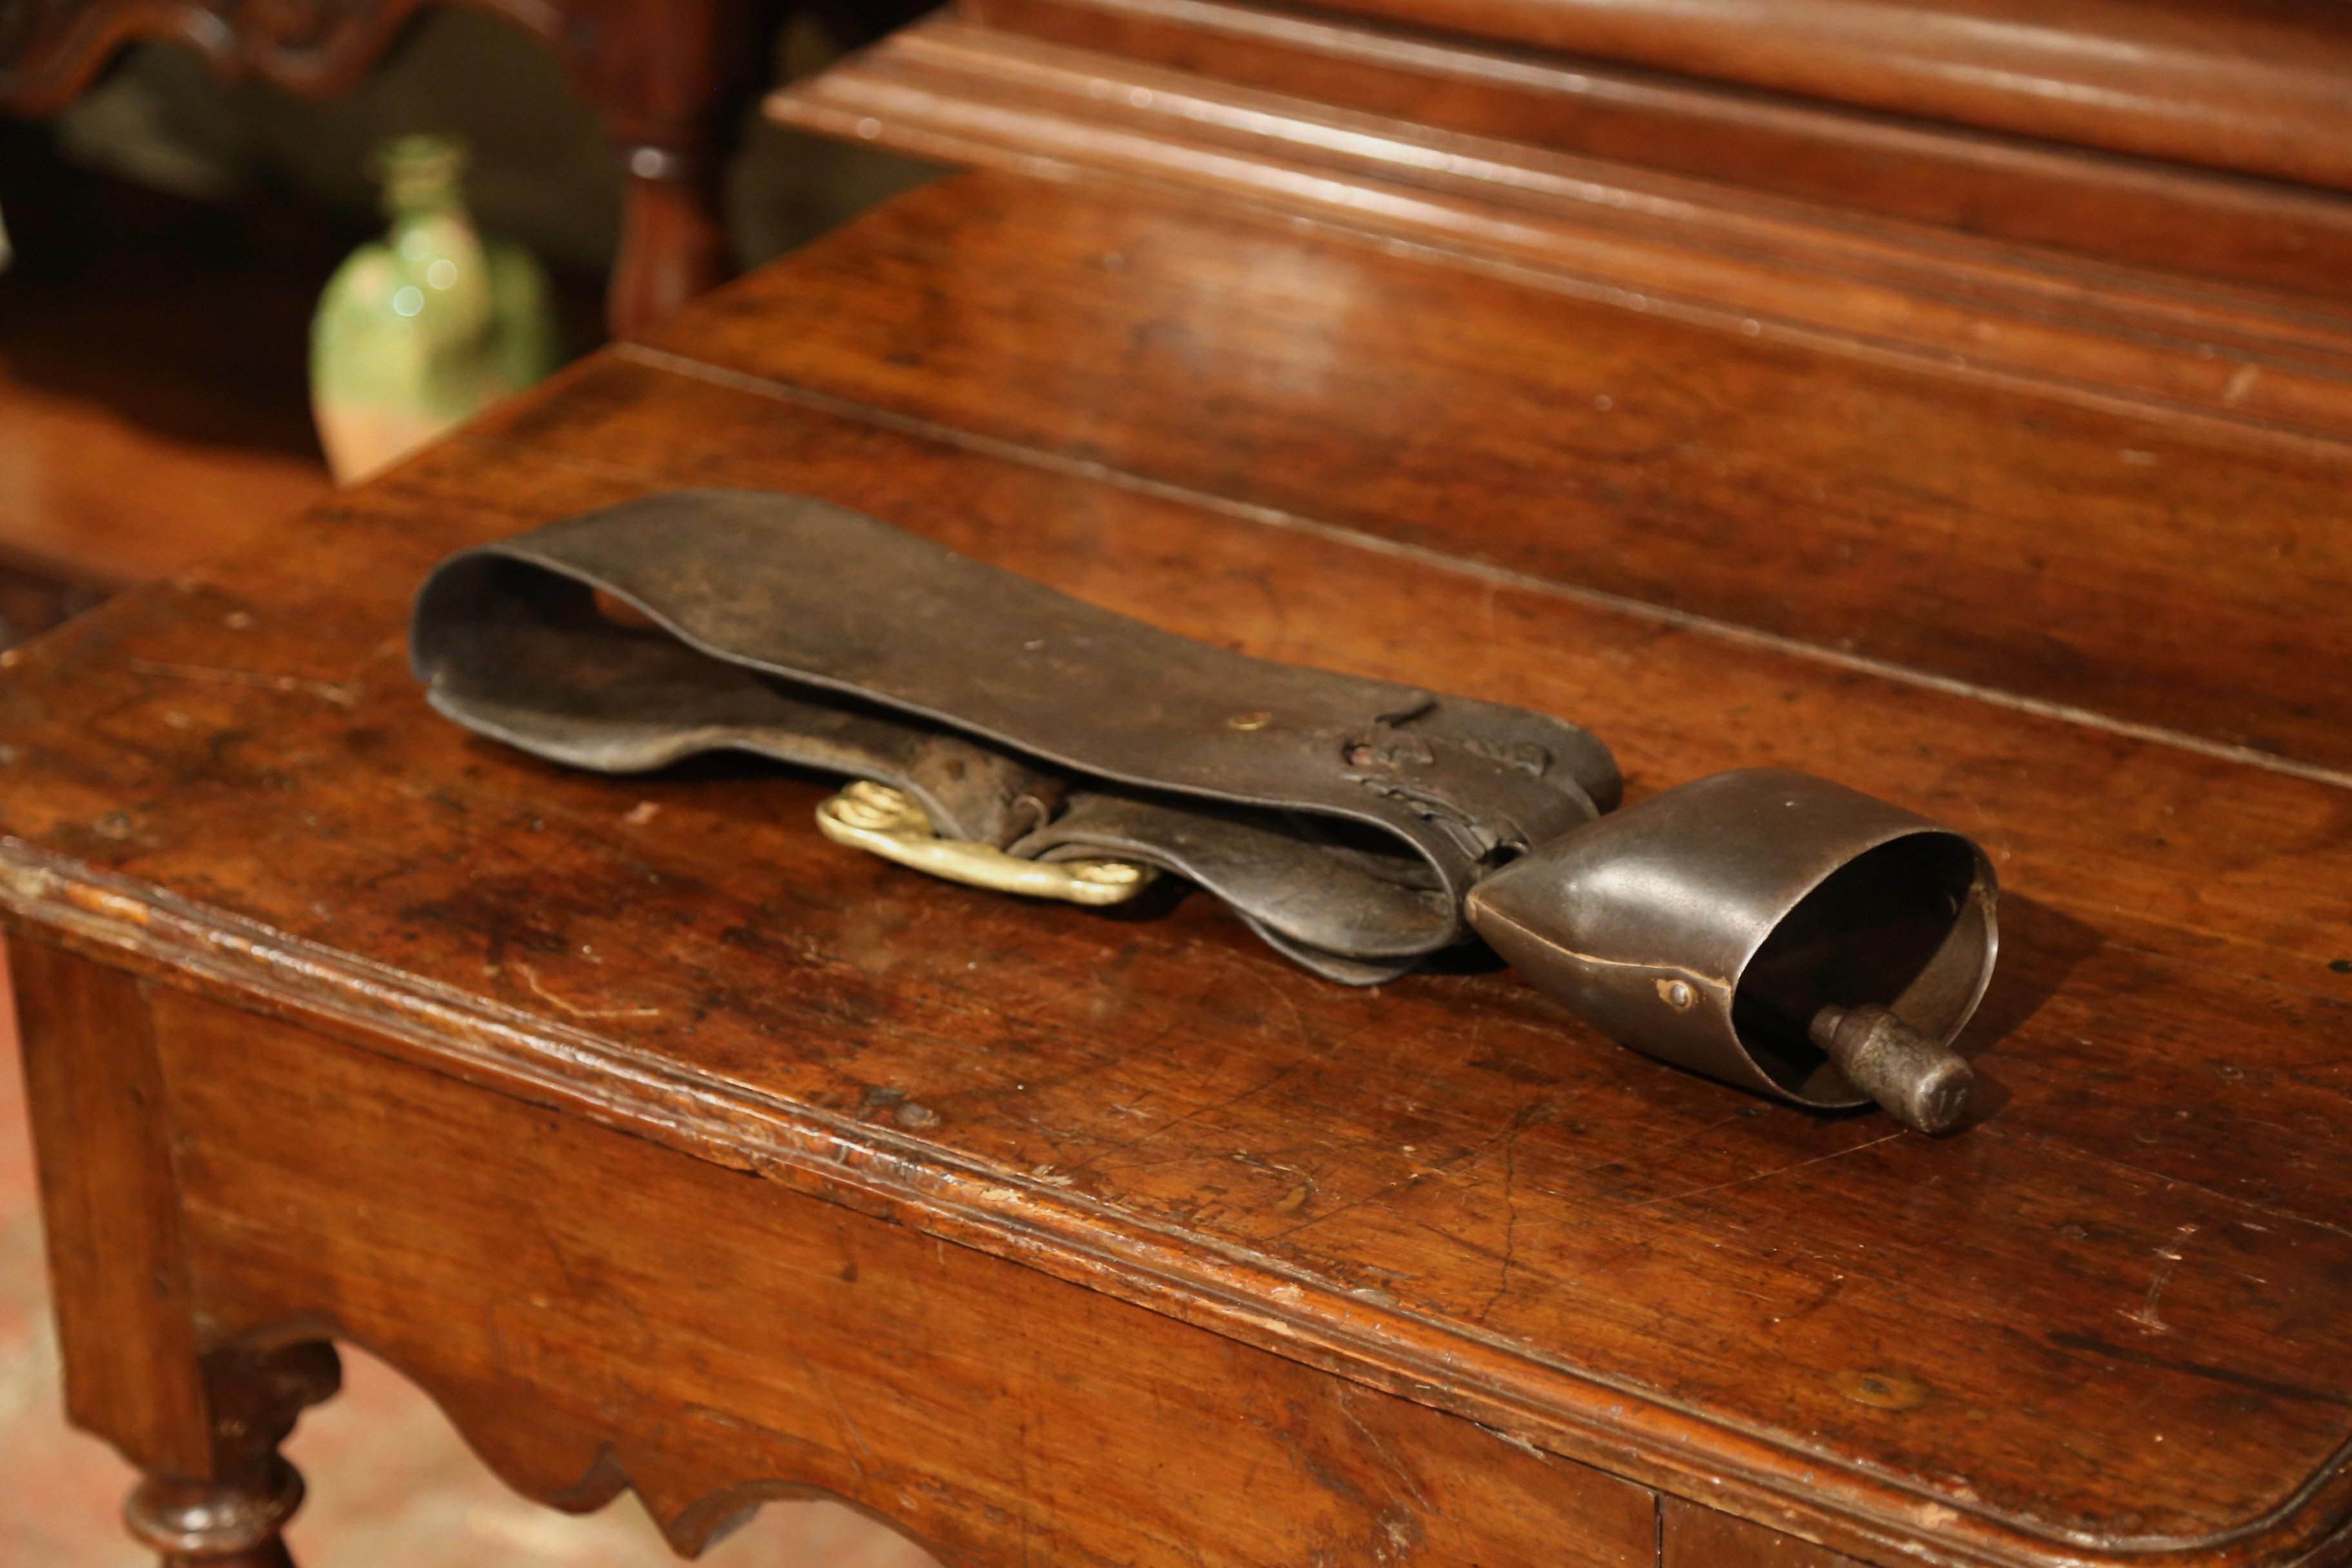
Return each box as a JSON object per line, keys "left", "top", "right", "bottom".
{"left": 410, "top": 489, "right": 1622, "bottom": 983}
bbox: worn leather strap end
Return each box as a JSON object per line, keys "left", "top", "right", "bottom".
{"left": 411, "top": 489, "right": 1620, "bottom": 981}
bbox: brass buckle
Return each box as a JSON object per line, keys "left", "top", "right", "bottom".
{"left": 815, "top": 781, "right": 1157, "bottom": 907}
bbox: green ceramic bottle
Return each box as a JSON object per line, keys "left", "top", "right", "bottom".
{"left": 310, "top": 135, "right": 558, "bottom": 483}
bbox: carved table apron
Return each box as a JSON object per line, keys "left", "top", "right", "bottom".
{"left": 5, "top": 165, "right": 2352, "bottom": 1567}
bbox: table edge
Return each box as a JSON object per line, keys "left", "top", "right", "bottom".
{"left": 3, "top": 840, "right": 2346, "bottom": 1568}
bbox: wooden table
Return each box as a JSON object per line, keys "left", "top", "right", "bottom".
{"left": 7, "top": 46, "right": 2352, "bottom": 1568}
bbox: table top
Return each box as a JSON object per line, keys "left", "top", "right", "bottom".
{"left": 3, "top": 170, "right": 2349, "bottom": 1568}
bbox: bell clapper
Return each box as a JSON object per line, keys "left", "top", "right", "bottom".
{"left": 1810, "top": 1004, "right": 1975, "bottom": 1137}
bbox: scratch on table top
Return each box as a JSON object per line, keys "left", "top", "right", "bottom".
{"left": 502, "top": 958, "right": 665, "bottom": 1021}
{"left": 124, "top": 656, "right": 360, "bottom": 707}
{"left": 1624, "top": 1131, "right": 1905, "bottom": 1210}
{"left": 2124, "top": 1222, "right": 2200, "bottom": 1334}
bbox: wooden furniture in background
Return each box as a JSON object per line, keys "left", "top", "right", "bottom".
{"left": 783, "top": 0, "right": 2352, "bottom": 300}
{"left": 0, "top": 0, "right": 770, "bottom": 336}
{"left": 8, "top": 0, "right": 2352, "bottom": 1565}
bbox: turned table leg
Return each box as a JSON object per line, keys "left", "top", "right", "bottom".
{"left": 116, "top": 1341, "right": 338, "bottom": 1565}
{"left": 115, "top": 1340, "right": 340, "bottom": 1567}
{"left": 126, "top": 1454, "right": 306, "bottom": 1567}
{"left": 611, "top": 144, "right": 734, "bottom": 339}
{"left": 11, "top": 941, "right": 342, "bottom": 1567}
{"left": 582, "top": 0, "right": 772, "bottom": 338}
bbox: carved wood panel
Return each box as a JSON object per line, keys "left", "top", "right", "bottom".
{"left": 8, "top": 0, "right": 522, "bottom": 115}
{"left": 0, "top": 0, "right": 757, "bottom": 333}
{"left": 148, "top": 983, "right": 1661, "bottom": 1568}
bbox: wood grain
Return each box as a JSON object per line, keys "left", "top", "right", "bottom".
{"left": 10, "top": 938, "right": 208, "bottom": 1476}
{"left": 958, "top": 0, "right": 2352, "bottom": 298}
{"left": 772, "top": 19, "right": 2352, "bottom": 438}
{"left": 153, "top": 983, "right": 1659, "bottom": 1567}
{"left": 1210, "top": 0, "right": 2352, "bottom": 196}
{"left": 1665, "top": 1496, "right": 1868, "bottom": 1567}
{"left": 11, "top": 939, "right": 342, "bottom": 1563}
{"left": 0, "top": 228, "right": 2346, "bottom": 1560}
{"left": 651, "top": 170, "right": 2352, "bottom": 777}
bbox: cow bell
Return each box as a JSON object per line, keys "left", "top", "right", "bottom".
{"left": 1467, "top": 769, "right": 1999, "bottom": 1134}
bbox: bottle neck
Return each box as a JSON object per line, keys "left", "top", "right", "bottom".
{"left": 376, "top": 139, "right": 471, "bottom": 224}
